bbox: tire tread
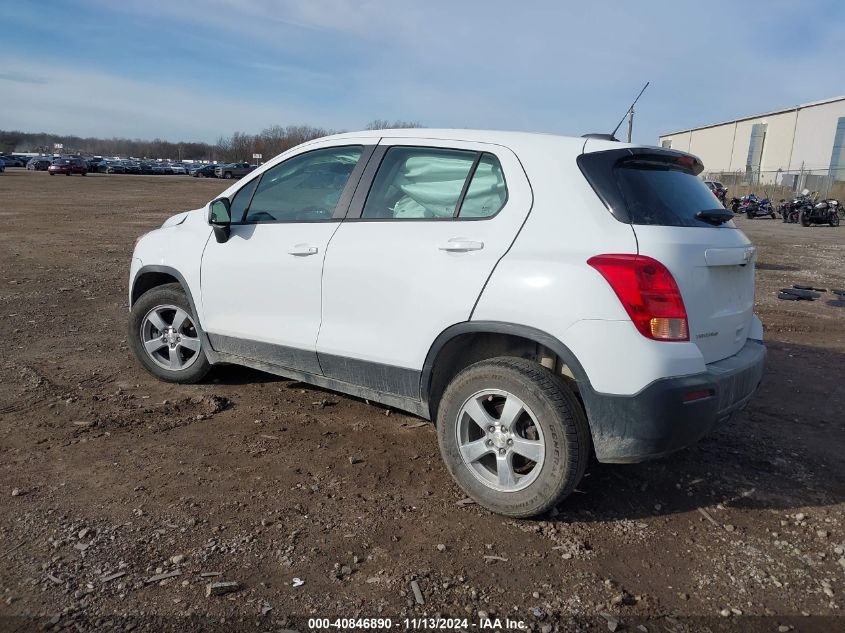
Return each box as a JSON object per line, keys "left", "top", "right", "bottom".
{"left": 436, "top": 356, "right": 590, "bottom": 518}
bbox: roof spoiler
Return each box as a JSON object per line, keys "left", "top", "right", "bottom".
{"left": 582, "top": 133, "right": 620, "bottom": 142}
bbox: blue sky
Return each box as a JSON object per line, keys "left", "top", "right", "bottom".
{"left": 1, "top": 0, "right": 843, "bottom": 145}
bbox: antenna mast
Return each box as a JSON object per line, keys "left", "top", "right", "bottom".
{"left": 611, "top": 82, "right": 650, "bottom": 142}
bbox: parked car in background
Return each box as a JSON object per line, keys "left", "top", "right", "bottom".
{"left": 0, "top": 158, "right": 4, "bottom": 173}
{"left": 99, "top": 161, "right": 126, "bottom": 174}
{"left": 704, "top": 180, "right": 728, "bottom": 207}
{"left": 121, "top": 160, "right": 141, "bottom": 175}
{"left": 138, "top": 162, "right": 155, "bottom": 175}
{"left": 128, "top": 129, "right": 766, "bottom": 517}
{"left": 48, "top": 157, "right": 88, "bottom": 176}
{"left": 214, "top": 161, "right": 255, "bottom": 179}
{"left": 0, "top": 155, "right": 26, "bottom": 167}
{"left": 169, "top": 163, "right": 187, "bottom": 175}
{"left": 151, "top": 163, "right": 172, "bottom": 175}
{"left": 191, "top": 164, "right": 218, "bottom": 178}
{"left": 87, "top": 157, "right": 106, "bottom": 172}
{"left": 27, "top": 157, "right": 52, "bottom": 171}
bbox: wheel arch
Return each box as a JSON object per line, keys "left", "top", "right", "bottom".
{"left": 131, "top": 265, "right": 202, "bottom": 327}
{"left": 420, "top": 322, "right": 595, "bottom": 422}
{"left": 130, "top": 264, "right": 216, "bottom": 363}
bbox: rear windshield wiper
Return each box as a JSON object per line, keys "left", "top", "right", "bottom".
{"left": 695, "top": 209, "right": 733, "bottom": 225}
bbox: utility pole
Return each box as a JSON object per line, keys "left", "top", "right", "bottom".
{"left": 611, "top": 81, "right": 649, "bottom": 143}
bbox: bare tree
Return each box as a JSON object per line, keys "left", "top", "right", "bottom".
{"left": 0, "top": 119, "right": 423, "bottom": 160}
{"left": 365, "top": 119, "right": 424, "bottom": 130}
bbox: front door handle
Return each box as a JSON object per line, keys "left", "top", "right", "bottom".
{"left": 289, "top": 244, "right": 318, "bottom": 256}
{"left": 438, "top": 239, "right": 484, "bottom": 253}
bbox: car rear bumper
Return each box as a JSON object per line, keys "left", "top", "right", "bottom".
{"left": 587, "top": 338, "right": 766, "bottom": 463}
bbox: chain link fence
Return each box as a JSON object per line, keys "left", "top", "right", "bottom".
{"left": 704, "top": 167, "right": 845, "bottom": 201}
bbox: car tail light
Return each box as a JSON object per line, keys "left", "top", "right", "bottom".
{"left": 587, "top": 254, "right": 689, "bottom": 341}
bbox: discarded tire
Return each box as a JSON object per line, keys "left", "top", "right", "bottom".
{"left": 778, "top": 288, "right": 820, "bottom": 300}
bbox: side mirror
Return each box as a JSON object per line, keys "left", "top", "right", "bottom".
{"left": 209, "top": 198, "right": 231, "bottom": 243}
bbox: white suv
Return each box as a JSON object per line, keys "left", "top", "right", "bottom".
{"left": 128, "top": 130, "right": 765, "bottom": 517}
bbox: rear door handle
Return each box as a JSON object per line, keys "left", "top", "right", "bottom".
{"left": 289, "top": 244, "right": 318, "bottom": 256}
{"left": 438, "top": 239, "right": 484, "bottom": 253}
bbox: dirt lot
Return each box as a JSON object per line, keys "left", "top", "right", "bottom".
{"left": 0, "top": 169, "right": 843, "bottom": 632}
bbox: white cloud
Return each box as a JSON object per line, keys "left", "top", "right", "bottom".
{"left": 5, "top": 0, "right": 844, "bottom": 143}
{"left": 0, "top": 59, "right": 326, "bottom": 141}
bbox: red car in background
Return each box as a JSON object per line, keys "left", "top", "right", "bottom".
{"left": 48, "top": 158, "right": 88, "bottom": 176}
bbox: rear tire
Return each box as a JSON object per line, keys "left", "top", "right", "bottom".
{"left": 831, "top": 214, "right": 840, "bottom": 227}
{"left": 223, "top": 172, "right": 233, "bottom": 179}
{"left": 746, "top": 210, "right": 754, "bottom": 220}
{"left": 436, "top": 357, "right": 590, "bottom": 518}
{"left": 800, "top": 211, "right": 810, "bottom": 227}
{"left": 128, "top": 283, "right": 211, "bottom": 384}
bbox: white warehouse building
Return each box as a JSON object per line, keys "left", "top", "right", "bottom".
{"left": 658, "top": 95, "right": 845, "bottom": 191}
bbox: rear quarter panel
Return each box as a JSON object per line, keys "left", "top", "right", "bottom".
{"left": 472, "top": 138, "right": 708, "bottom": 395}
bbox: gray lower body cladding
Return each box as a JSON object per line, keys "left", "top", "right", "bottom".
{"left": 585, "top": 339, "right": 766, "bottom": 463}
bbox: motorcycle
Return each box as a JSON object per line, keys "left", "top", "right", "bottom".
{"left": 730, "top": 196, "right": 742, "bottom": 213}
{"left": 741, "top": 194, "right": 777, "bottom": 220}
{"left": 801, "top": 199, "right": 841, "bottom": 227}
{"left": 779, "top": 198, "right": 801, "bottom": 223}
{"left": 779, "top": 190, "right": 816, "bottom": 223}
{"left": 826, "top": 199, "right": 843, "bottom": 220}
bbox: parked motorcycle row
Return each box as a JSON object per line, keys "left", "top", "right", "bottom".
{"left": 724, "top": 189, "right": 841, "bottom": 227}
{"left": 728, "top": 193, "right": 777, "bottom": 220}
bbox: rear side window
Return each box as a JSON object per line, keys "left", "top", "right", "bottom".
{"left": 361, "top": 147, "right": 507, "bottom": 220}
{"left": 579, "top": 149, "right": 727, "bottom": 228}
{"left": 459, "top": 154, "right": 508, "bottom": 218}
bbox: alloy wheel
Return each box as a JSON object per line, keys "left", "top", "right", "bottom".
{"left": 139, "top": 304, "right": 202, "bottom": 371}
{"left": 455, "top": 389, "right": 545, "bottom": 492}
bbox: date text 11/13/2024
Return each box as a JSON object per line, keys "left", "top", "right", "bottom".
{"left": 306, "top": 617, "right": 527, "bottom": 630}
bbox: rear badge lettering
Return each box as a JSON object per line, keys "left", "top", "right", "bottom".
{"left": 696, "top": 332, "right": 719, "bottom": 339}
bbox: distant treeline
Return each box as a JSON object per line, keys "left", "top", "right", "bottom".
{"left": 0, "top": 120, "right": 423, "bottom": 162}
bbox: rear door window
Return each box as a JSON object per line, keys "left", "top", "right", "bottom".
{"left": 362, "top": 147, "right": 475, "bottom": 219}
{"left": 361, "top": 147, "right": 507, "bottom": 220}
{"left": 458, "top": 153, "right": 508, "bottom": 218}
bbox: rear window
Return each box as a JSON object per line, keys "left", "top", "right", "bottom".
{"left": 578, "top": 149, "right": 730, "bottom": 228}
{"left": 615, "top": 164, "right": 724, "bottom": 227}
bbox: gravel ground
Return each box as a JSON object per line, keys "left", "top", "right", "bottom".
{"left": 0, "top": 169, "right": 843, "bottom": 632}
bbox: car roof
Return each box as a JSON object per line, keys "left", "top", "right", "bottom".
{"left": 319, "top": 128, "right": 618, "bottom": 157}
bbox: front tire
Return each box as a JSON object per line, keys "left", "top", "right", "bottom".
{"left": 128, "top": 283, "right": 211, "bottom": 384}
{"left": 436, "top": 357, "right": 590, "bottom": 518}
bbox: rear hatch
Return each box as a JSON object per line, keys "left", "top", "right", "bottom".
{"left": 579, "top": 145, "right": 755, "bottom": 364}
